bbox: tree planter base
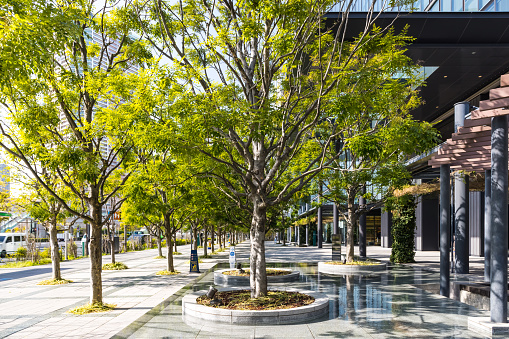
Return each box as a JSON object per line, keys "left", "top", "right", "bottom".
{"left": 318, "top": 261, "right": 387, "bottom": 274}
{"left": 182, "top": 287, "right": 329, "bottom": 325}
{"left": 213, "top": 268, "right": 300, "bottom": 286}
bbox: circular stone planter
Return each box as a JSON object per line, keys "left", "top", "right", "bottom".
{"left": 182, "top": 287, "right": 329, "bottom": 325}
{"left": 318, "top": 261, "right": 387, "bottom": 274}
{"left": 214, "top": 268, "right": 300, "bottom": 286}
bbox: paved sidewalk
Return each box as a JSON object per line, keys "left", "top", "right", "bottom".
{"left": 264, "top": 241, "right": 490, "bottom": 281}
{"left": 117, "top": 241, "right": 491, "bottom": 338}
{"left": 0, "top": 244, "right": 229, "bottom": 339}
{"left": 0, "top": 241, "right": 495, "bottom": 338}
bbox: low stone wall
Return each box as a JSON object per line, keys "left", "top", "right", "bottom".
{"left": 182, "top": 287, "right": 329, "bottom": 325}
{"left": 213, "top": 268, "right": 300, "bottom": 286}
{"left": 318, "top": 261, "right": 387, "bottom": 274}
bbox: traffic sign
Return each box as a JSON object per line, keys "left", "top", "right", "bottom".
{"left": 229, "top": 246, "right": 236, "bottom": 268}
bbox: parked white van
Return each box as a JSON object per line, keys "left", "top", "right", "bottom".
{"left": 0, "top": 233, "right": 27, "bottom": 258}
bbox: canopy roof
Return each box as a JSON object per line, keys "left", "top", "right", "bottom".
{"left": 428, "top": 74, "right": 509, "bottom": 171}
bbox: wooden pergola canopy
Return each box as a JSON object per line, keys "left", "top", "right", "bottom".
{"left": 428, "top": 74, "right": 509, "bottom": 172}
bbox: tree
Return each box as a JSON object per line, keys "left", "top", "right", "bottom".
{"left": 17, "top": 174, "right": 67, "bottom": 280}
{"left": 123, "top": 150, "right": 195, "bottom": 272}
{"left": 0, "top": 0, "right": 153, "bottom": 304}
{"left": 311, "top": 28, "right": 439, "bottom": 262}
{"left": 131, "top": 0, "right": 419, "bottom": 298}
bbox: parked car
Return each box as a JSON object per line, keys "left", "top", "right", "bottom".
{"left": 0, "top": 233, "right": 27, "bottom": 258}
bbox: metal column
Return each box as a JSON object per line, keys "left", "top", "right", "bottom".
{"left": 440, "top": 164, "right": 450, "bottom": 297}
{"left": 454, "top": 172, "right": 469, "bottom": 274}
{"left": 305, "top": 225, "right": 309, "bottom": 246}
{"left": 453, "top": 101, "right": 469, "bottom": 275}
{"left": 484, "top": 169, "right": 491, "bottom": 283}
{"left": 359, "top": 188, "right": 366, "bottom": 258}
{"left": 490, "top": 115, "right": 508, "bottom": 323}
{"left": 317, "top": 206, "right": 323, "bottom": 248}
{"left": 333, "top": 204, "right": 339, "bottom": 234}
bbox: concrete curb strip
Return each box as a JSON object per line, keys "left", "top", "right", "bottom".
{"left": 213, "top": 268, "right": 300, "bottom": 286}
{"left": 182, "top": 287, "right": 329, "bottom": 325}
{"left": 317, "top": 261, "right": 387, "bottom": 274}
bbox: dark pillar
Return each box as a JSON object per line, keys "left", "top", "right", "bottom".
{"left": 333, "top": 204, "right": 339, "bottom": 234}
{"left": 484, "top": 169, "right": 491, "bottom": 283}
{"left": 359, "top": 187, "right": 366, "bottom": 258}
{"left": 454, "top": 172, "right": 469, "bottom": 274}
{"left": 440, "top": 164, "right": 450, "bottom": 297}
{"left": 381, "top": 211, "right": 392, "bottom": 248}
{"left": 490, "top": 115, "right": 508, "bottom": 323}
{"left": 454, "top": 101, "right": 469, "bottom": 274}
{"left": 317, "top": 206, "right": 323, "bottom": 248}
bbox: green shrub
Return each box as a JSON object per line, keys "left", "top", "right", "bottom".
{"left": 67, "top": 302, "right": 115, "bottom": 315}
{"left": 388, "top": 194, "right": 416, "bottom": 263}
{"left": 40, "top": 247, "right": 51, "bottom": 259}
{"left": 1, "top": 258, "right": 52, "bottom": 268}
{"left": 102, "top": 262, "right": 128, "bottom": 270}
{"left": 175, "top": 239, "right": 190, "bottom": 246}
{"left": 14, "top": 247, "right": 27, "bottom": 260}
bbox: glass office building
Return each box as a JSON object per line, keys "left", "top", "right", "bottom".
{"left": 337, "top": 0, "right": 508, "bottom": 12}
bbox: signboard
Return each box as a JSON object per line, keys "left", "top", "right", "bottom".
{"left": 229, "top": 246, "right": 236, "bottom": 269}
{"left": 332, "top": 234, "right": 342, "bottom": 261}
{"left": 189, "top": 249, "right": 200, "bottom": 273}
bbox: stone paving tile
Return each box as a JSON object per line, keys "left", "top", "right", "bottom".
{"left": 1, "top": 241, "right": 500, "bottom": 338}
{"left": 0, "top": 243, "right": 222, "bottom": 338}
{"left": 254, "top": 324, "right": 314, "bottom": 338}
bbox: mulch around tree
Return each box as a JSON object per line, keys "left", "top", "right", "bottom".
{"left": 197, "top": 290, "right": 314, "bottom": 310}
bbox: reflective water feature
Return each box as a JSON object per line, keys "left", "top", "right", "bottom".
{"left": 119, "top": 263, "right": 490, "bottom": 338}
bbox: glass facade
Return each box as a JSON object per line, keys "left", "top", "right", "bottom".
{"left": 333, "top": 0, "right": 506, "bottom": 12}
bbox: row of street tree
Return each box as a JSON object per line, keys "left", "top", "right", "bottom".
{"left": 0, "top": 0, "right": 439, "bottom": 307}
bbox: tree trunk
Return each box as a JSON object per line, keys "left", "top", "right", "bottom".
{"left": 157, "top": 228, "right": 163, "bottom": 257}
{"left": 124, "top": 223, "right": 128, "bottom": 253}
{"left": 49, "top": 220, "right": 61, "bottom": 280}
{"left": 211, "top": 224, "right": 215, "bottom": 253}
{"left": 108, "top": 224, "right": 115, "bottom": 264}
{"left": 250, "top": 198, "right": 268, "bottom": 298}
{"left": 89, "top": 202, "right": 103, "bottom": 304}
{"left": 193, "top": 227, "right": 198, "bottom": 250}
{"left": 166, "top": 232, "right": 174, "bottom": 272}
{"left": 204, "top": 225, "right": 208, "bottom": 256}
{"left": 218, "top": 228, "right": 222, "bottom": 249}
{"left": 346, "top": 192, "right": 358, "bottom": 263}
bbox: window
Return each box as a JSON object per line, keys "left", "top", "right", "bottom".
{"left": 14, "top": 236, "right": 21, "bottom": 242}
{"left": 453, "top": 0, "right": 464, "bottom": 11}
{"left": 496, "top": 0, "right": 509, "bottom": 11}
{"left": 0, "top": 236, "right": 4, "bottom": 242}
{"left": 465, "top": 0, "right": 478, "bottom": 10}
{"left": 5, "top": 237, "right": 12, "bottom": 243}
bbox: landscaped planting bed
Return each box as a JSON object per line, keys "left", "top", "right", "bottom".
{"left": 196, "top": 289, "right": 314, "bottom": 310}
{"left": 182, "top": 287, "right": 329, "bottom": 325}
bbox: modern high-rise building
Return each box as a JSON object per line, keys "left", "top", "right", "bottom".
{"left": 294, "top": 1, "right": 509, "bottom": 255}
